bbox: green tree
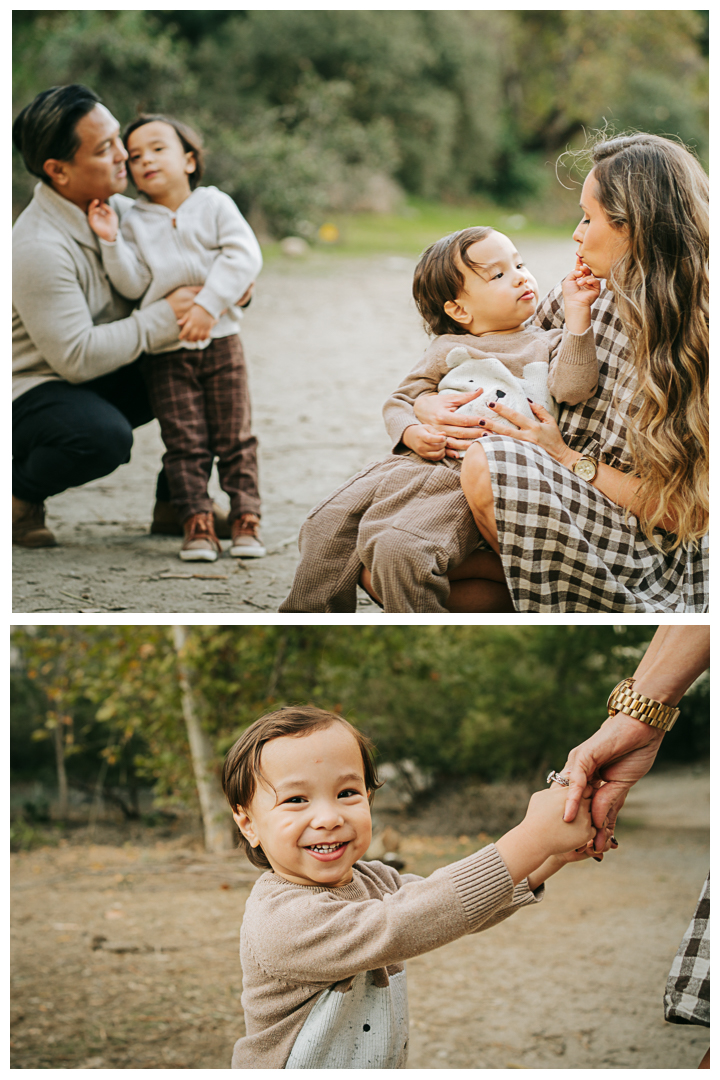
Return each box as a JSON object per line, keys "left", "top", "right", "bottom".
{"left": 11, "top": 625, "right": 707, "bottom": 844}
{"left": 13, "top": 10, "right": 707, "bottom": 228}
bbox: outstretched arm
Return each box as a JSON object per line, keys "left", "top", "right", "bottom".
{"left": 562, "top": 626, "right": 709, "bottom": 845}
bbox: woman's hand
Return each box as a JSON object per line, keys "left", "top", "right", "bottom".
{"left": 480, "top": 398, "right": 573, "bottom": 465}
{"left": 561, "top": 713, "right": 665, "bottom": 849}
{"left": 414, "top": 390, "right": 487, "bottom": 458}
{"left": 164, "top": 285, "right": 203, "bottom": 321}
{"left": 87, "top": 199, "right": 119, "bottom": 243}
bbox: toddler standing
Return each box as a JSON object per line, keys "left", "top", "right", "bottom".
{"left": 88, "top": 114, "right": 264, "bottom": 562}
{"left": 221, "top": 706, "right": 606, "bottom": 1068}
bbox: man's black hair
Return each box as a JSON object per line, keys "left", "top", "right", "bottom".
{"left": 12, "top": 84, "right": 101, "bottom": 183}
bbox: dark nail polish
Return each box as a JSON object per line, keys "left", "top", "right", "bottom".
{"left": 592, "top": 856, "right": 603, "bottom": 862}
{"left": 527, "top": 397, "right": 533, "bottom": 403}
{"left": 479, "top": 420, "right": 486, "bottom": 426}
{"left": 488, "top": 402, "right": 496, "bottom": 409}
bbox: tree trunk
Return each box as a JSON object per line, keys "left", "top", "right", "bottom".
{"left": 172, "top": 625, "right": 234, "bottom": 852}
{"left": 54, "top": 721, "right": 68, "bottom": 818}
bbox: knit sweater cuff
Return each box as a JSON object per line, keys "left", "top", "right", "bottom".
{"left": 559, "top": 326, "right": 596, "bottom": 365}
{"left": 445, "top": 843, "right": 515, "bottom": 931}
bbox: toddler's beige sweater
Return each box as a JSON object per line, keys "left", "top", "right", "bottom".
{"left": 383, "top": 324, "right": 598, "bottom": 452}
{"left": 233, "top": 843, "right": 542, "bottom": 1068}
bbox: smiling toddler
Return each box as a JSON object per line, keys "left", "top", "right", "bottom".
{"left": 221, "top": 706, "right": 602, "bottom": 1068}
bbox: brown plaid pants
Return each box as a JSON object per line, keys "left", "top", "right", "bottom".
{"left": 142, "top": 334, "right": 260, "bottom": 524}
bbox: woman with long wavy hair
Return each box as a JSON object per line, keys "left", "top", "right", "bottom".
{"left": 412, "top": 132, "right": 708, "bottom": 612}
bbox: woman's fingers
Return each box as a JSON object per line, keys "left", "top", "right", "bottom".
{"left": 527, "top": 400, "right": 551, "bottom": 418}
{"left": 440, "top": 427, "right": 486, "bottom": 442}
{"left": 486, "top": 399, "right": 535, "bottom": 430}
{"left": 444, "top": 387, "right": 485, "bottom": 407}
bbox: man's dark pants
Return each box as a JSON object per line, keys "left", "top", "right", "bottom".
{"left": 12, "top": 358, "right": 174, "bottom": 505}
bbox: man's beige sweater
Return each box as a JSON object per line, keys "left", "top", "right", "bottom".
{"left": 383, "top": 324, "right": 598, "bottom": 452}
{"left": 233, "top": 843, "right": 542, "bottom": 1068}
{"left": 12, "top": 182, "right": 179, "bottom": 401}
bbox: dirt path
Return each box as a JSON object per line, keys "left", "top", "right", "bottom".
{"left": 11, "top": 765, "right": 708, "bottom": 1068}
{"left": 12, "top": 240, "right": 576, "bottom": 613}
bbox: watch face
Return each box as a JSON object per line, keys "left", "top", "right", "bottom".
{"left": 574, "top": 457, "right": 597, "bottom": 480}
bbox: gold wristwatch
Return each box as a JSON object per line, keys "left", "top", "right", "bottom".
{"left": 607, "top": 677, "right": 680, "bottom": 732}
{"left": 571, "top": 454, "right": 599, "bottom": 482}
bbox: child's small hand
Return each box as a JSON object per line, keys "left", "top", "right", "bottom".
{"left": 402, "top": 423, "right": 448, "bottom": 461}
{"left": 562, "top": 257, "right": 602, "bottom": 307}
{"left": 525, "top": 782, "right": 596, "bottom": 856}
{"left": 237, "top": 282, "right": 255, "bottom": 309}
{"left": 560, "top": 826, "right": 618, "bottom": 865}
{"left": 87, "top": 199, "right": 119, "bottom": 243}
{"left": 178, "top": 303, "right": 217, "bottom": 342}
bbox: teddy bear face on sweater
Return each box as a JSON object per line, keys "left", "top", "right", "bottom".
{"left": 437, "top": 347, "right": 559, "bottom": 436}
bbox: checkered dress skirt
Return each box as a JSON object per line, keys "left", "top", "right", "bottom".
{"left": 664, "top": 873, "right": 710, "bottom": 1027}
{"left": 481, "top": 285, "right": 708, "bottom": 612}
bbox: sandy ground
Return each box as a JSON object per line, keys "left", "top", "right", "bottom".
{"left": 12, "top": 239, "right": 577, "bottom": 614}
{"left": 10, "top": 765, "right": 709, "bottom": 1069}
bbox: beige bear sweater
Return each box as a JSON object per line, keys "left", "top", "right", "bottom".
{"left": 233, "top": 843, "right": 542, "bottom": 1069}
{"left": 383, "top": 324, "right": 597, "bottom": 452}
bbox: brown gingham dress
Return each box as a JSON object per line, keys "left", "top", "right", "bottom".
{"left": 484, "top": 284, "right": 708, "bottom": 612}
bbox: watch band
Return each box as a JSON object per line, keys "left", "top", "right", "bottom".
{"left": 607, "top": 677, "right": 680, "bottom": 732}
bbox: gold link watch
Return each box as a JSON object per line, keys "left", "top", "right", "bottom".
{"left": 607, "top": 677, "right": 680, "bottom": 732}
{"left": 571, "top": 455, "right": 599, "bottom": 482}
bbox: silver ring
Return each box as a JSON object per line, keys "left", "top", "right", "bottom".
{"left": 547, "top": 770, "right": 570, "bottom": 788}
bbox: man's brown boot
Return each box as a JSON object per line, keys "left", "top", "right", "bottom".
{"left": 12, "top": 495, "right": 58, "bottom": 548}
{"left": 151, "top": 499, "right": 231, "bottom": 538}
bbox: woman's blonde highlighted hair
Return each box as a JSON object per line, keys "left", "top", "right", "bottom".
{"left": 588, "top": 132, "right": 708, "bottom": 548}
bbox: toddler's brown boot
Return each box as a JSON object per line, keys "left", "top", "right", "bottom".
{"left": 230, "top": 512, "right": 266, "bottom": 558}
{"left": 180, "top": 511, "right": 222, "bottom": 562}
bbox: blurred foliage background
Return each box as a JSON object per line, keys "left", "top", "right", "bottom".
{"left": 12, "top": 10, "right": 708, "bottom": 240}
{"left": 11, "top": 625, "right": 709, "bottom": 835}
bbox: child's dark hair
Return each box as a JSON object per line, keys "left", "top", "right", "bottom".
{"left": 413, "top": 226, "right": 495, "bottom": 336}
{"left": 222, "top": 707, "right": 382, "bottom": 871}
{"left": 122, "top": 113, "right": 204, "bottom": 189}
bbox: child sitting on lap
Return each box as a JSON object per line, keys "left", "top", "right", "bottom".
{"left": 221, "top": 706, "right": 605, "bottom": 1068}
{"left": 385, "top": 226, "right": 600, "bottom": 463}
{"left": 280, "top": 227, "right": 600, "bottom": 613}
{"left": 88, "top": 114, "right": 264, "bottom": 563}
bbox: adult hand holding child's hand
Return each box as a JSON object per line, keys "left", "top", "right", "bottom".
{"left": 495, "top": 781, "right": 595, "bottom": 885}
{"left": 164, "top": 285, "right": 203, "bottom": 322}
{"left": 414, "top": 389, "right": 487, "bottom": 458}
